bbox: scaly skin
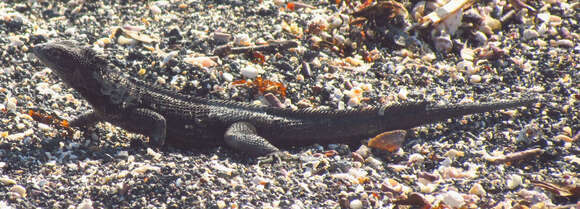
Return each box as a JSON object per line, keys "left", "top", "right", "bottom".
{"left": 32, "top": 41, "right": 535, "bottom": 156}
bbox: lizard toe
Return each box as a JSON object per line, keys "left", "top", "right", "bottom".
{"left": 257, "top": 151, "right": 300, "bottom": 165}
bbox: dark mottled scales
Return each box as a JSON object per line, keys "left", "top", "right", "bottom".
{"left": 33, "top": 41, "right": 536, "bottom": 156}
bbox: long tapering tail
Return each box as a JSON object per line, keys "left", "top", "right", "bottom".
{"left": 423, "top": 97, "right": 537, "bottom": 124}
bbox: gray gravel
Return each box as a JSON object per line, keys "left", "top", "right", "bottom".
{"left": 0, "top": 0, "right": 579, "bottom": 208}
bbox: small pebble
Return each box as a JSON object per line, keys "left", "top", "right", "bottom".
{"left": 349, "top": 199, "right": 363, "bottom": 209}
{"left": 213, "top": 32, "right": 232, "bottom": 43}
{"left": 457, "top": 61, "right": 474, "bottom": 74}
{"left": 117, "top": 35, "right": 138, "bottom": 45}
{"left": 161, "top": 51, "right": 179, "bottom": 67}
{"left": 419, "top": 183, "right": 437, "bottom": 193}
{"left": 76, "top": 199, "right": 94, "bottom": 209}
{"left": 16, "top": 123, "right": 26, "bottom": 130}
{"left": 368, "top": 130, "right": 406, "bottom": 152}
{"left": 434, "top": 35, "right": 452, "bottom": 52}
{"left": 222, "top": 72, "right": 234, "bottom": 82}
{"left": 443, "top": 149, "right": 465, "bottom": 158}
{"left": 523, "top": 29, "right": 539, "bottom": 40}
{"left": 184, "top": 57, "right": 218, "bottom": 68}
{"left": 537, "top": 13, "right": 551, "bottom": 22}
{"left": 328, "top": 15, "right": 343, "bottom": 28}
{"left": 507, "top": 174, "right": 523, "bottom": 189}
{"left": 149, "top": 4, "right": 162, "bottom": 14}
{"left": 137, "top": 68, "right": 146, "bottom": 76}
{"left": 441, "top": 191, "right": 464, "bottom": 208}
{"left": 37, "top": 123, "right": 51, "bottom": 131}
{"left": 469, "top": 183, "right": 487, "bottom": 196}
{"left": 117, "top": 151, "right": 129, "bottom": 159}
{"left": 216, "top": 200, "right": 226, "bottom": 209}
{"left": 0, "top": 177, "right": 17, "bottom": 185}
{"left": 240, "top": 65, "right": 260, "bottom": 78}
{"left": 146, "top": 148, "right": 162, "bottom": 160}
{"left": 234, "top": 34, "right": 251, "bottom": 46}
{"left": 212, "top": 163, "right": 235, "bottom": 176}
{"left": 562, "top": 126, "right": 572, "bottom": 136}
{"left": 553, "top": 134, "right": 573, "bottom": 142}
{"left": 473, "top": 31, "right": 488, "bottom": 44}
{"left": 156, "top": 77, "right": 166, "bottom": 85}
{"left": 300, "top": 61, "right": 311, "bottom": 77}
{"left": 347, "top": 97, "right": 361, "bottom": 107}
{"left": 418, "top": 172, "right": 439, "bottom": 182}
{"left": 264, "top": 93, "right": 285, "bottom": 108}
{"left": 10, "top": 184, "right": 26, "bottom": 198}
{"left": 408, "top": 153, "right": 425, "bottom": 164}
{"left": 422, "top": 53, "right": 436, "bottom": 62}
{"left": 5, "top": 96, "right": 17, "bottom": 111}
{"left": 398, "top": 88, "right": 408, "bottom": 100}
{"left": 460, "top": 48, "right": 474, "bottom": 61}
{"left": 556, "top": 39, "right": 573, "bottom": 48}
{"left": 470, "top": 74, "right": 482, "bottom": 83}
{"left": 7, "top": 129, "right": 33, "bottom": 140}
{"left": 351, "top": 152, "right": 364, "bottom": 163}
{"left": 132, "top": 165, "right": 161, "bottom": 175}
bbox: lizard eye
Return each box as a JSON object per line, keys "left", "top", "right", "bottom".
{"left": 47, "top": 48, "right": 61, "bottom": 59}
{"left": 82, "top": 47, "right": 107, "bottom": 65}
{"left": 59, "top": 40, "right": 79, "bottom": 47}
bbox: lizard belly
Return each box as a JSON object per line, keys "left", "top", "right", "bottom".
{"left": 163, "top": 120, "right": 227, "bottom": 148}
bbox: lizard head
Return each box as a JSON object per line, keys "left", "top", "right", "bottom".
{"left": 34, "top": 41, "right": 138, "bottom": 109}
{"left": 33, "top": 40, "right": 107, "bottom": 89}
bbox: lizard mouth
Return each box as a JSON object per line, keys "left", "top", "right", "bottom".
{"left": 32, "top": 42, "right": 102, "bottom": 95}
{"left": 32, "top": 42, "right": 82, "bottom": 74}
{"left": 32, "top": 43, "right": 82, "bottom": 87}
{"left": 33, "top": 43, "right": 64, "bottom": 72}
{"left": 32, "top": 44, "right": 50, "bottom": 63}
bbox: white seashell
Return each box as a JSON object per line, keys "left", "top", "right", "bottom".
{"left": 434, "top": 35, "right": 452, "bottom": 52}
{"left": 523, "top": 29, "right": 539, "bottom": 40}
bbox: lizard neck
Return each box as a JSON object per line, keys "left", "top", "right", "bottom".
{"left": 75, "top": 66, "right": 133, "bottom": 113}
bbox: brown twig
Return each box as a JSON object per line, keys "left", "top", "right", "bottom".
{"left": 509, "top": 0, "right": 536, "bottom": 12}
{"left": 488, "top": 148, "right": 543, "bottom": 164}
{"left": 214, "top": 40, "right": 298, "bottom": 57}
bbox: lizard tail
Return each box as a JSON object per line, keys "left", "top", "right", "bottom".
{"left": 423, "top": 97, "right": 537, "bottom": 124}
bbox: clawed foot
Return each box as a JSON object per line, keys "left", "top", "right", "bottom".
{"left": 257, "top": 151, "right": 300, "bottom": 165}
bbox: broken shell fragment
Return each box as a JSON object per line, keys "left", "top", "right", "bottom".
{"left": 555, "top": 39, "right": 573, "bottom": 48}
{"left": 213, "top": 32, "right": 232, "bottom": 43}
{"left": 368, "top": 130, "right": 407, "bottom": 152}
{"left": 457, "top": 60, "right": 474, "bottom": 74}
{"left": 460, "top": 47, "right": 474, "bottom": 61}
{"left": 184, "top": 56, "right": 219, "bottom": 68}
{"left": 417, "top": 0, "right": 473, "bottom": 28}
{"left": 473, "top": 31, "right": 487, "bottom": 45}
{"left": 234, "top": 34, "right": 251, "bottom": 46}
{"left": 523, "top": 29, "right": 539, "bottom": 40}
{"left": 434, "top": 35, "right": 453, "bottom": 52}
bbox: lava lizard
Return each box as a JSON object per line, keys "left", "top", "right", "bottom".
{"left": 32, "top": 41, "right": 535, "bottom": 156}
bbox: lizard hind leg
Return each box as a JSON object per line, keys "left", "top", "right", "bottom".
{"left": 224, "top": 122, "right": 280, "bottom": 156}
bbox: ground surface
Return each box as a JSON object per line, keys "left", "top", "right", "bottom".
{"left": 0, "top": 0, "right": 579, "bottom": 208}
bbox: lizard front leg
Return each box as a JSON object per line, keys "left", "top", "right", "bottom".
{"left": 68, "top": 111, "right": 101, "bottom": 127}
{"left": 70, "top": 109, "right": 167, "bottom": 147}
{"left": 119, "top": 108, "right": 167, "bottom": 147}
